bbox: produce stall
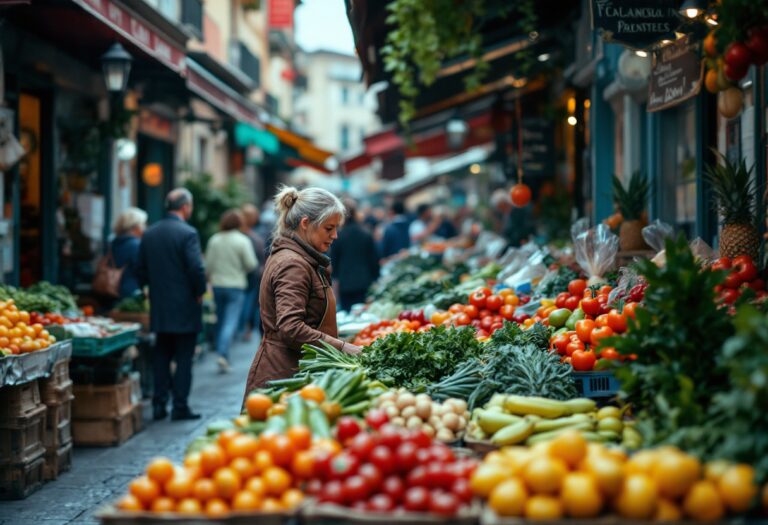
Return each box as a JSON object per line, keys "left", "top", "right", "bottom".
{"left": 94, "top": 211, "right": 768, "bottom": 524}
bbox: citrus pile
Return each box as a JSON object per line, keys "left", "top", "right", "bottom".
{"left": 0, "top": 299, "right": 57, "bottom": 356}
{"left": 116, "top": 427, "right": 339, "bottom": 516}
{"left": 472, "top": 429, "right": 764, "bottom": 521}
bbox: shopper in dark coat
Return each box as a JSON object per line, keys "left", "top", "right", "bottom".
{"left": 136, "top": 188, "right": 207, "bottom": 421}
{"left": 331, "top": 200, "right": 380, "bottom": 311}
{"left": 380, "top": 201, "right": 411, "bottom": 259}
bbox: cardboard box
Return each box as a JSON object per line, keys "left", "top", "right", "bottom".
{"left": 73, "top": 379, "right": 132, "bottom": 420}
{"left": 72, "top": 412, "right": 134, "bottom": 447}
{"left": 0, "top": 403, "right": 46, "bottom": 465}
{"left": 0, "top": 381, "right": 41, "bottom": 419}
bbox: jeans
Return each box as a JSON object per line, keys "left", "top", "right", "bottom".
{"left": 213, "top": 287, "right": 246, "bottom": 360}
{"left": 153, "top": 332, "right": 197, "bottom": 412}
{"left": 238, "top": 286, "right": 262, "bottom": 336}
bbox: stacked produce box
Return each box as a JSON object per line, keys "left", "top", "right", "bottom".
{"left": 39, "top": 356, "right": 74, "bottom": 480}
{"left": 72, "top": 377, "right": 141, "bottom": 446}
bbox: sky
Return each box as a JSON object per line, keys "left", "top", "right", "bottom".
{"left": 294, "top": 0, "right": 356, "bottom": 55}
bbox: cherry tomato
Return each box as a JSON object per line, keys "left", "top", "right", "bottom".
{"left": 499, "top": 304, "right": 515, "bottom": 321}
{"left": 343, "top": 475, "right": 370, "bottom": 502}
{"left": 468, "top": 292, "right": 486, "bottom": 309}
{"left": 454, "top": 313, "right": 471, "bottom": 326}
{"left": 748, "top": 278, "right": 766, "bottom": 291}
{"left": 571, "top": 349, "right": 597, "bottom": 371}
{"left": 336, "top": 417, "right": 362, "bottom": 443}
{"left": 480, "top": 316, "right": 493, "bottom": 331}
{"left": 365, "top": 409, "right": 389, "bottom": 431}
{"left": 485, "top": 295, "right": 503, "bottom": 312}
{"left": 555, "top": 292, "right": 570, "bottom": 309}
{"left": 564, "top": 295, "right": 580, "bottom": 311}
{"left": 377, "top": 424, "right": 403, "bottom": 450}
{"left": 724, "top": 271, "right": 742, "bottom": 290}
{"left": 320, "top": 480, "right": 346, "bottom": 504}
{"left": 490, "top": 322, "right": 504, "bottom": 332}
{"left": 395, "top": 442, "right": 419, "bottom": 472}
{"left": 358, "top": 463, "right": 383, "bottom": 493}
{"left": 568, "top": 279, "right": 587, "bottom": 296}
{"left": 367, "top": 493, "right": 395, "bottom": 512}
{"left": 382, "top": 476, "right": 405, "bottom": 502}
{"left": 463, "top": 305, "right": 479, "bottom": 319}
{"left": 575, "top": 319, "right": 596, "bottom": 343}
{"left": 718, "top": 288, "right": 740, "bottom": 304}
{"left": 406, "top": 466, "right": 429, "bottom": 487}
{"left": 448, "top": 303, "right": 464, "bottom": 314}
{"left": 403, "top": 487, "right": 431, "bottom": 512}
{"left": 330, "top": 452, "right": 360, "bottom": 480}
{"left": 451, "top": 478, "right": 473, "bottom": 503}
{"left": 429, "top": 491, "right": 460, "bottom": 516}
{"left": 551, "top": 334, "right": 569, "bottom": 355}
{"left": 711, "top": 256, "right": 732, "bottom": 271}
{"left": 732, "top": 256, "right": 758, "bottom": 283}
{"left": 590, "top": 326, "right": 614, "bottom": 347}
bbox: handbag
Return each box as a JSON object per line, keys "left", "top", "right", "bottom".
{"left": 92, "top": 250, "right": 124, "bottom": 299}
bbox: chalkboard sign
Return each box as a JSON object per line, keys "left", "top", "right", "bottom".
{"left": 591, "top": 0, "right": 680, "bottom": 49}
{"left": 647, "top": 36, "right": 703, "bottom": 112}
{"left": 510, "top": 119, "right": 556, "bottom": 178}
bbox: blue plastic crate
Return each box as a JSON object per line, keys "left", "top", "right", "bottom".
{"left": 573, "top": 371, "right": 620, "bottom": 398}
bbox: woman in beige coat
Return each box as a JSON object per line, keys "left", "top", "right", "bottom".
{"left": 244, "top": 187, "right": 361, "bottom": 396}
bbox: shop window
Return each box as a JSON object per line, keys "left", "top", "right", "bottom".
{"left": 340, "top": 124, "right": 350, "bottom": 151}
{"left": 341, "top": 86, "right": 349, "bottom": 106}
{"left": 660, "top": 101, "right": 697, "bottom": 238}
{"left": 198, "top": 136, "right": 209, "bottom": 172}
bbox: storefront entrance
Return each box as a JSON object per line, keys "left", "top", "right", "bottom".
{"left": 137, "top": 134, "right": 175, "bottom": 224}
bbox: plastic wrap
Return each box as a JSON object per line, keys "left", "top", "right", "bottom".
{"left": 0, "top": 340, "right": 72, "bottom": 387}
{"left": 573, "top": 224, "right": 619, "bottom": 286}
{"left": 642, "top": 220, "right": 675, "bottom": 253}
{"left": 690, "top": 237, "right": 717, "bottom": 266}
{"left": 608, "top": 266, "right": 644, "bottom": 305}
{"left": 499, "top": 245, "right": 550, "bottom": 292}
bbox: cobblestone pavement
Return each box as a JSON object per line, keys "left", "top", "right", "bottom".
{"left": 0, "top": 339, "right": 258, "bottom": 525}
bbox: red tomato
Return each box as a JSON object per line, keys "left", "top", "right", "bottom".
{"left": 718, "top": 288, "right": 740, "bottom": 304}
{"left": 478, "top": 287, "right": 493, "bottom": 297}
{"left": 306, "top": 479, "right": 323, "bottom": 495}
{"left": 606, "top": 311, "right": 627, "bottom": 333}
{"left": 454, "top": 313, "right": 471, "bottom": 326}
{"left": 365, "top": 409, "right": 389, "bottom": 431}
{"left": 451, "top": 478, "right": 473, "bottom": 503}
{"left": 367, "top": 493, "right": 395, "bottom": 512}
{"left": 566, "top": 340, "right": 585, "bottom": 357}
{"left": 330, "top": 452, "right": 360, "bottom": 480}
{"left": 748, "top": 278, "right": 766, "bottom": 291}
{"left": 724, "top": 271, "right": 743, "bottom": 290}
{"left": 468, "top": 292, "right": 486, "bottom": 309}
{"left": 320, "top": 480, "right": 346, "bottom": 504}
{"left": 490, "top": 322, "right": 504, "bottom": 332}
{"left": 581, "top": 296, "right": 601, "bottom": 317}
{"left": 732, "top": 256, "right": 758, "bottom": 283}
{"left": 448, "top": 303, "right": 465, "bottom": 314}
{"left": 712, "top": 256, "right": 732, "bottom": 271}
{"left": 568, "top": 279, "right": 587, "bottom": 297}
{"left": 406, "top": 466, "right": 429, "bottom": 487}
{"left": 599, "top": 347, "right": 620, "bottom": 360}
{"left": 571, "top": 349, "right": 597, "bottom": 371}
{"left": 426, "top": 463, "right": 455, "bottom": 489}
{"left": 485, "top": 295, "right": 503, "bottom": 312}
{"left": 595, "top": 314, "right": 610, "bottom": 328}
{"left": 395, "top": 442, "right": 419, "bottom": 472}
{"left": 555, "top": 292, "right": 570, "bottom": 309}
{"left": 358, "top": 463, "right": 383, "bottom": 493}
{"left": 564, "top": 295, "right": 580, "bottom": 311}
{"left": 551, "top": 334, "right": 569, "bottom": 355}
{"left": 429, "top": 491, "right": 460, "bottom": 516}
{"left": 405, "top": 430, "right": 431, "bottom": 449}
{"left": 463, "top": 305, "right": 479, "bottom": 319}
{"left": 575, "top": 319, "right": 596, "bottom": 343}
{"left": 590, "top": 326, "right": 614, "bottom": 347}
{"left": 499, "top": 304, "right": 515, "bottom": 321}
{"left": 378, "top": 425, "right": 403, "bottom": 450}
{"left": 480, "top": 316, "right": 493, "bottom": 331}
{"left": 343, "top": 475, "right": 370, "bottom": 502}
{"left": 349, "top": 432, "right": 377, "bottom": 460}
{"left": 382, "top": 476, "right": 406, "bottom": 502}
{"left": 336, "top": 417, "right": 362, "bottom": 443}
{"left": 369, "top": 446, "right": 395, "bottom": 475}
{"left": 427, "top": 444, "right": 454, "bottom": 463}
{"left": 477, "top": 309, "right": 492, "bottom": 320}
{"left": 622, "top": 302, "right": 639, "bottom": 319}
{"left": 599, "top": 285, "right": 613, "bottom": 296}
{"left": 403, "top": 487, "right": 431, "bottom": 512}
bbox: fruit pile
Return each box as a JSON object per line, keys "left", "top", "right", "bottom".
{"left": 471, "top": 429, "right": 765, "bottom": 521}
{"left": 310, "top": 424, "right": 478, "bottom": 515}
{"left": 0, "top": 299, "right": 57, "bottom": 356}
{"left": 116, "top": 427, "right": 328, "bottom": 515}
{"left": 371, "top": 390, "right": 469, "bottom": 442}
{"left": 353, "top": 317, "right": 429, "bottom": 346}
{"left": 430, "top": 287, "right": 529, "bottom": 339}
{"left": 711, "top": 255, "right": 766, "bottom": 305}
{"left": 29, "top": 311, "right": 71, "bottom": 326}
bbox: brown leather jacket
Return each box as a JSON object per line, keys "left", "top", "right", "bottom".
{"left": 244, "top": 234, "right": 346, "bottom": 396}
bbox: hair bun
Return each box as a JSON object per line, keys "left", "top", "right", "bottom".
{"left": 275, "top": 186, "right": 300, "bottom": 211}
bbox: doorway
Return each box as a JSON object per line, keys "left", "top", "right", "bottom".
{"left": 137, "top": 134, "right": 175, "bottom": 224}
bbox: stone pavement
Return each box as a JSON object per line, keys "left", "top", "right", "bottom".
{"left": 0, "top": 339, "right": 258, "bottom": 525}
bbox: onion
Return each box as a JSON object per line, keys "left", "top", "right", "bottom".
{"left": 432, "top": 404, "right": 445, "bottom": 418}
{"left": 415, "top": 399, "right": 432, "bottom": 420}
{"left": 406, "top": 416, "right": 422, "bottom": 430}
{"left": 442, "top": 412, "right": 460, "bottom": 431}
{"left": 422, "top": 425, "right": 436, "bottom": 438}
{"left": 391, "top": 417, "right": 405, "bottom": 427}
{"left": 380, "top": 400, "right": 396, "bottom": 412}
{"left": 436, "top": 428, "right": 455, "bottom": 442}
{"left": 415, "top": 393, "right": 432, "bottom": 404}
{"left": 401, "top": 406, "right": 417, "bottom": 419}
{"left": 385, "top": 405, "right": 400, "bottom": 419}
{"left": 396, "top": 392, "right": 416, "bottom": 410}
{"left": 379, "top": 391, "right": 397, "bottom": 404}
{"left": 428, "top": 415, "right": 441, "bottom": 428}
{"left": 457, "top": 416, "right": 467, "bottom": 431}
{"left": 449, "top": 399, "right": 468, "bottom": 413}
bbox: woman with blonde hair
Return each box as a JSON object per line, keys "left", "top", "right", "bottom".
{"left": 111, "top": 207, "right": 148, "bottom": 299}
{"left": 244, "top": 186, "right": 361, "bottom": 395}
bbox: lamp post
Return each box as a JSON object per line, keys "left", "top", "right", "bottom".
{"left": 101, "top": 43, "right": 133, "bottom": 93}
{"left": 446, "top": 117, "right": 468, "bottom": 150}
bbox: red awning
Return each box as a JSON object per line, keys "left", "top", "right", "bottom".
{"left": 187, "top": 59, "right": 261, "bottom": 126}
{"left": 72, "top": 0, "right": 187, "bottom": 75}
{"left": 364, "top": 129, "right": 405, "bottom": 157}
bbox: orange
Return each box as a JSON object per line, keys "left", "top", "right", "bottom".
{"left": 263, "top": 466, "right": 292, "bottom": 496}
{"left": 129, "top": 476, "right": 161, "bottom": 506}
{"left": 192, "top": 477, "right": 218, "bottom": 502}
{"left": 705, "top": 68, "right": 720, "bottom": 94}
{"left": 560, "top": 472, "right": 603, "bottom": 518}
{"left": 266, "top": 434, "right": 296, "bottom": 468}
{"left": 245, "top": 393, "right": 273, "bottom": 420}
{"left": 684, "top": 480, "right": 725, "bottom": 522}
{"left": 615, "top": 473, "right": 658, "bottom": 520}
{"left": 488, "top": 478, "right": 528, "bottom": 517}
{"left": 213, "top": 467, "right": 242, "bottom": 499}
{"left": 146, "top": 457, "right": 175, "bottom": 485}
{"left": 217, "top": 429, "right": 243, "bottom": 450}
{"left": 470, "top": 463, "right": 510, "bottom": 498}
{"left": 311, "top": 438, "right": 342, "bottom": 455}
{"left": 116, "top": 494, "right": 144, "bottom": 511}
{"left": 654, "top": 498, "right": 683, "bottom": 522}
{"left": 522, "top": 456, "right": 568, "bottom": 495}
{"left": 254, "top": 450, "right": 275, "bottom": 474}
{"left": 227, "top": 435, "right": 259, "bottom": 460}
{"left": 291, "top": 450, "right": 316, "bottom": 479}
{"left": 261, "top": 497, "right": 284, "bottom": 512}
{"left": 718, "top": 464, "right": 757, "bottom": 513}
{"left": 652, "top": 451, "right": 700, "bottom": 499}
{"left": 245, "top": 477, "right": 267, "bottom": 498}
{"left": 549, "top": 430, "right": 588, "bottom": 468}
{"left": 164, "top": 472, "right": 194, "bottom": 499}
{"left": 176, "top": 497, "right": 203, "bottom": 514}
{"left": 704, "top": 31, "right": 717, "bottom": 57}
{"left": 282, "top": 488, "right": 305, "bottom": 509}
{"left": 200, "top": 444, "right": 228, "bottom": 475}
{"left": 299, "top": 384, "right": 326, "bottom": 403}
{"left": 287, "top": 425, "right": 312, "bottom": 451}
{"left": 624, "top": 449, "right": 658, "bottom": 475}
{"left": 704, "top": 460, "right": 732, "bottom": 483}
{"left": 184, "top": 452, "right": 202, "bottom": 470}
{"left": 150, "top": 497, "right": 176, "bottom": 513}
{"left": 205, "top": 497, "right": 230, "bottom": 517}
{"left": 232, "top": 489, "right": 263, "bottom": 511}
{"left": 230, "top": 457, "right": 256, "bottom": 480}
{"left": 524, "top": 495, "right": 563, "bottom": 520}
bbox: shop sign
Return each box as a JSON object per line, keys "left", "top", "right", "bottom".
{"left": 268, "top": 0, "right": 294, "bottom": 30}
{"left": 647, "top": 36, "right": 703, "bottom": 113}
{"left": 139, "top": 110, "right": 174, "bottom": 143}
{"left": 591, "top": 0, "right": 679, "bottom": 49}
{"left": 511, "top": 119, "right": 555, "bottom": 178}
{"left": 74, "top": 0, "right": 187, "bottom": 74}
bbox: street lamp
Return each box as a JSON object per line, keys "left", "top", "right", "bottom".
{"left": 679, "top": 0, "right": 705, "bottom": 19}
{"left": 101, "top": 43, "right": 133, "bottom": 93}
{"left": 446, "top": 117, "right": 468, "bottom": 150}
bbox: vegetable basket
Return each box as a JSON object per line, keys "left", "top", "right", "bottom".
{"left": 572, "top": 371, "right": 620, "bottom": 399}
{"left": 71, "top": 329, "right": 139, "bottom": 357}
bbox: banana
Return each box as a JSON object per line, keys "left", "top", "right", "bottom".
{"left": 533, "top": 413, "right": 593, "bottom": 433}
{"left": 490, "top": 418, "right": 536, "bottom": 446}
{"left": 562, "top": 398, "right": 597, "bottom": 414}
{"left": 504, "top": 395, "right": 568, "bottom": 418}
{"left": 524, "top": 421, "right": 595, "bottom": 445}
{"left": 476, "top": 409, "right": 524, "bottom": 435}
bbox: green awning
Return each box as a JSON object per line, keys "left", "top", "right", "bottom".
{"left": 235, "top": 123, "right": 280, "bottom": 155}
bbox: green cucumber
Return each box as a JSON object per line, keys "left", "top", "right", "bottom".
{"left": 341, "top": 400, "right": 370, "bottom": 415}
{"left": 308, "top": 407, "right": 332, "bottom": 438}
{"left": 286, "top": 394, "right": 308, "bottom": 427}
{"left": 264, "top": 414, "right": 287, "bottom": 434}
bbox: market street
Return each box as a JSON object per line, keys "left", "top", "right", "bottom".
{"left": 0, "top": 342, "right": 255, "bottom": 525}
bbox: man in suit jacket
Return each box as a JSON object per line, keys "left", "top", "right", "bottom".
{"left": 136, "top": 188, "right": 207, "bottom": 421}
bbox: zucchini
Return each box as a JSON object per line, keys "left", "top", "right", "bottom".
{"left": 533, "top": 413, "right": 594, "bottom": 433}
{"left": 308, "top": 407, "right": 332, "bottom": 439}
{"left": 264, "top": 414, "right": 287, "bottom": 435}
{"left": 524, "top": 422, "right": 595, "bottom": 445}
{"left": 562, "top": 398, "right": 597, "bottom": 414}
{"left": 341, "top": 400, "right": 370, "bottom": 415}
{"left": 476, "top": 409, "right": 524, "bottom": 435}
{"left": 504, "top": 395, "right": 568, "bottom": 418}
{"left": 490, "top": 418, "right": 535, "bottom": 446}
{"left": 286, "top": 394, "right": 308, "bottom": 428}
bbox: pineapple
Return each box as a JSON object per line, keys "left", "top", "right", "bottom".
{"left": 705, "top": 154, "right": 760, "bottom": 261}
{"left": 613, "top": 171, "right": 650, "bottom": 251}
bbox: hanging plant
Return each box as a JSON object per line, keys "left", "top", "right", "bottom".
{"left": 381, "top": 0, "right": 537, "bottom": 128}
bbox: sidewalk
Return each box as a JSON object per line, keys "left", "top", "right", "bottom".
{"left": 0, "top": 340, "right": 259, "bottom": 525}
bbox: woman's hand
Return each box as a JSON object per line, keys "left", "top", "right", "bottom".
{"left": 343, "top": 343, "right": 363, "bottom": 355}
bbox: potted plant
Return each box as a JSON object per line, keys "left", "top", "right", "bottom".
{"left": 612, "top": 171, "right": 650, "bottom": 251}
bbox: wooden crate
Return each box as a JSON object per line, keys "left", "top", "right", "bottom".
{"left": 0, "top": 381, "right": 41, "bottom": 419}
{"left": 130, "top": 403, "right": 144, "bottom": 434}
{"left": 97, "top": 507, "right": 290, "bottom": 525}
{"left": 41, "top": 378, "right": 74, "bottom": 406}
{"left": 40, "top": 358, "right": 71, "bottom": 391}
{"left": 301, "top": 501, "right": 481, "bottom": 525}
{"left": 0, "top": 452, "right": 44, "bottom": 500}
{"left": 73, "top": 379, "right": 133, "bottom": 420}
{"left": 46, "top": 397, "right": 73, "bottom": 431}
{"left": 0, "top": 403, "right": 46, "bottom": 465}
{"left": 44, "top": 419, "right": 72, "bottom": 452}
{"left": 73, "top": 412, "right": 134, "bottom": 447}
{"left": 43, "top": 442, "right": 73, "bottom": 481}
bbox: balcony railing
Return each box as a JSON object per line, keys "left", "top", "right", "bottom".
{"left": 181, "top": 0, "right": 203, "bottom": 40}
{"left": 230, "top": 40, "right": 261, "bottom": 88}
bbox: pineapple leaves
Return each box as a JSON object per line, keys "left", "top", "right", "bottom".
{"left": 704, "top": 149, "right": 758, "bottom": 226}
{"left": 612, "top": 171, "right": 649, "bottom": 220}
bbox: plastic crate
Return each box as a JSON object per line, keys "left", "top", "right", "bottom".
{"left": 71, "top": 330, "right": 139, "bottom": 357}
{"left": 573, "top": 371, "right": 620, "bottom": 398}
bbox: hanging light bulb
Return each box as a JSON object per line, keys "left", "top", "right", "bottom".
{"left": 679, "top": 0, "right": 705, "bottom": 19}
